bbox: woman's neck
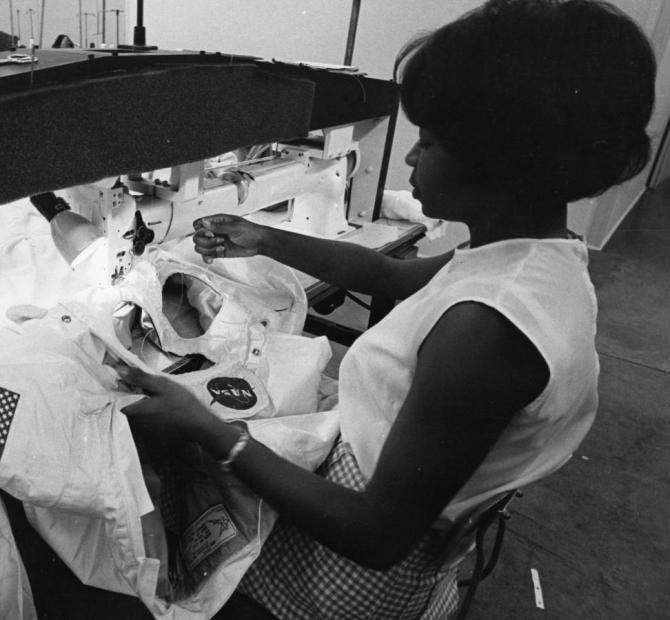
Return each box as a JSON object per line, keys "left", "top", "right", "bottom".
{"left": 468, "top": 200, "right": 568, "bottom": 248}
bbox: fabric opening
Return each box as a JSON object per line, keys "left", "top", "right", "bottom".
{"left": 162, "top": 273, "right": 224, "bottom": 336}
{"left": 111, "top": 300, "right": 213, "bottom": 373}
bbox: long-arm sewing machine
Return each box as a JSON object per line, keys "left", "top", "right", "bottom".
{"left": 0, "top": 48, "right": 401, "bottom": 285}
{"left": 65, "top": 123, "right": 361, "bottom": 283}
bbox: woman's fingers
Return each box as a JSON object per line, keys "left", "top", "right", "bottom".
{"left": 194, "top": 230, "right": 222, "bottom": 263}
{"left": 193, "top": 213, "right": 240, "bottom": 234}
{"left": 193, "top": 229, "right": 218, "bottom": 247}
{"left": 194, "top": 244, "right": 218, "bottom": 255}
{"left": 193, "top": 214, "right": 262, "bottom": 261}
{"left": 194, "top": 243, "right": 226, "bottom": 264}
{"left": 194, "top": 231, "right": 228, "bottom": 249}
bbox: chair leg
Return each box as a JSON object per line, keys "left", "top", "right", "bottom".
{"left": 454, "top": 490, "right": 520, "bottom": 619}
{"left": 479, "top": 513, "right": 509, "bottom": 581}
{"left": 454, "top": 522, "right": 490, "bottom": 620}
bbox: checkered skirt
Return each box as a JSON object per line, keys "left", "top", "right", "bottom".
{"left": 238, "top": 440, "right": 459, "bottom": 619}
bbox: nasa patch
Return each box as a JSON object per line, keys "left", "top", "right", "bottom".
{"left": 207, "top": 377, "right": 258, "bottom": 410}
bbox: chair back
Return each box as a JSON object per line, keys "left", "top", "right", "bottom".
{"left": 431, "top": 490, "right": 521, "bottom": 620}
{"left": 435, "top": 489, "right": 518, "bottom": 569}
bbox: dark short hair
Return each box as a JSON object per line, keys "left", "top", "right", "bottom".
{"left": 395, "top": 0, "right": 656, "bottom": 203}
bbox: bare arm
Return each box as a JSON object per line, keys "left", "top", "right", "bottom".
{"left": 122, "top": 302, "right": 547, "bottom": 569}
{"left": 193, "top": 214, "right": 454, "bottom": 299}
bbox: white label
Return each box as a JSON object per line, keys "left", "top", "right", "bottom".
{"left": 180, "top": 504, "right": 237, "bottom": 571}
{"left": 531, "top": 568, "right": 545, "bottom": 610}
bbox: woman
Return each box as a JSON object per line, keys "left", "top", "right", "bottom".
{"left": 122, "top": 1, "right": 656, "bottom": 617}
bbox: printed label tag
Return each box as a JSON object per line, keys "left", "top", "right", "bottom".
{"left": 180, "top": 504, "right": 238, "bottom": 571}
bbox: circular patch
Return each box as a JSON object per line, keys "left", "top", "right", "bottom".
{"left": 207, "top": 377, "right": 257, "bottom": 410}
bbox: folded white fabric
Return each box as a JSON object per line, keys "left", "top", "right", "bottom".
{"left": 0, "top": 496, "right": 37, "bottom": 620}
{"left": 0, "top": 245, "right": 339, "bottom": 618}
{"left": 0, "top": 198, "right": 80, "bottom": 331}
{"left": 381, "top": 189, "right": 449, "bottom": 240}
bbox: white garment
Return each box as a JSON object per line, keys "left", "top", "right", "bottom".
{"left": 0, "top": 198, "right": 85, "bottom": 332}
{"left": 0, "top": 247, "right": 339, "bottom": 618}
{"left": 339, "top": 238, "right": 599, "bottom": 520}
{"left": 0, "top": 497, "right": 37, "bottom": 620}
{"left": 380, "top": 189, "right": 448, "bottom": 240}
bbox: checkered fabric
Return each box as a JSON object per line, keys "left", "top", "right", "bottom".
{"left": 0, "top": 387, "right": 20, "bottom": 460}
{"left": 239, "top": 440, "right": 459, "bottom": 619}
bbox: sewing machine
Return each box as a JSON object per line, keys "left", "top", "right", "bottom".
{"left": 0, "top": 49, "right": 399, "bottom": 285}
{"left": 63, "top": 122, "right": 364, "bottom": 283}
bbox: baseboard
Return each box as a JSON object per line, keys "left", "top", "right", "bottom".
{"left": 589, "top": 186, "right": 647, "bottom": 251}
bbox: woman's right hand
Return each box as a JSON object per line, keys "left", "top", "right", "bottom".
{"left": 192, "top": 214, "right": 267, "bottom": 262}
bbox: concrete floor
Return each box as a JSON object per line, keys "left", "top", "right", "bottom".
{"left": 463, "top": 182, "right": 670, "bottom": 620}
{"left": 318, "top": 181, "right": 670, "bottom": 619}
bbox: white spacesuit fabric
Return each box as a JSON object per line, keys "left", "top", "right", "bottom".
{"left": 0, "top": 496, "right": 37, "bottom": 620}
{"left": 0, "top": 242, "right": 339, "bottom": 619}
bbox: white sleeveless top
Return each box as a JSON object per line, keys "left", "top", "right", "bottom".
{"left": 339, "top": 238, "right": 599, "bottom": 520}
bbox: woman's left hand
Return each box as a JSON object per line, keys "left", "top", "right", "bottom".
{"left": 119, "top": 366, "right": 215, "bottom": 441}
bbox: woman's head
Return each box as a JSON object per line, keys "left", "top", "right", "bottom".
{"left": 396, "top": 0, "right": 656, "bottom": 204}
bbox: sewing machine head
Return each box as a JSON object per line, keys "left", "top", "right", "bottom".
{"left": 62, "top": 121, "right": 368, "bottom": 284}
{"left": 0, "top": 50, "right": 398, "bottom": 286}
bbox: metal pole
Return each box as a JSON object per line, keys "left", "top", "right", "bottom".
{"left": 101, "top": 0, "right": 106, "bottom": 44}
{"left": 344, "top": 0, "right": 361, "bottom": 66}
{"left": 78, "top": 0, "right": 83, "bottom": 48}
{"left": 115, "top": 9, "right": 120, "bottom": 47}
{"left": 118, "top": 1, "right": 155, "bottom": 50}
{"left": 39, "top": 0, "right": 46, "bottom": 48}
{"left": 16, "top": 9, "right": 21, "bottom": 44}
{"left": 8, "top": 0, "right": 15, "bottom": 47}
{"left": 133, "top": 0, "right": 146, "bottom": 46}
{"left": 27, "top": 8, "right": 35, "bottom": 42}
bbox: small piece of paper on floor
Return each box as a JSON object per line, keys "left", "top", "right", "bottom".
{"left": 531, "top": 568, "right": 545, "bottom": 609}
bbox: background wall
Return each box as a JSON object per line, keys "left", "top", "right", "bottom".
{"left": 1, "top": 0, "right": 126, "bottom": 49}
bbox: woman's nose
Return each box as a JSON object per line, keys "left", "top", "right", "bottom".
{"left": 405, "top": 143, "right": 419, "bottom": 166}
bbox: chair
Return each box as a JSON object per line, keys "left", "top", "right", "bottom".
{"left": 434, "top": 489, "right": 522, "bottom": 620}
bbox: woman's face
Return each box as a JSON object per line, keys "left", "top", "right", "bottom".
{"left": 405, "top": 128, "right": 470, "bottom": 221}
